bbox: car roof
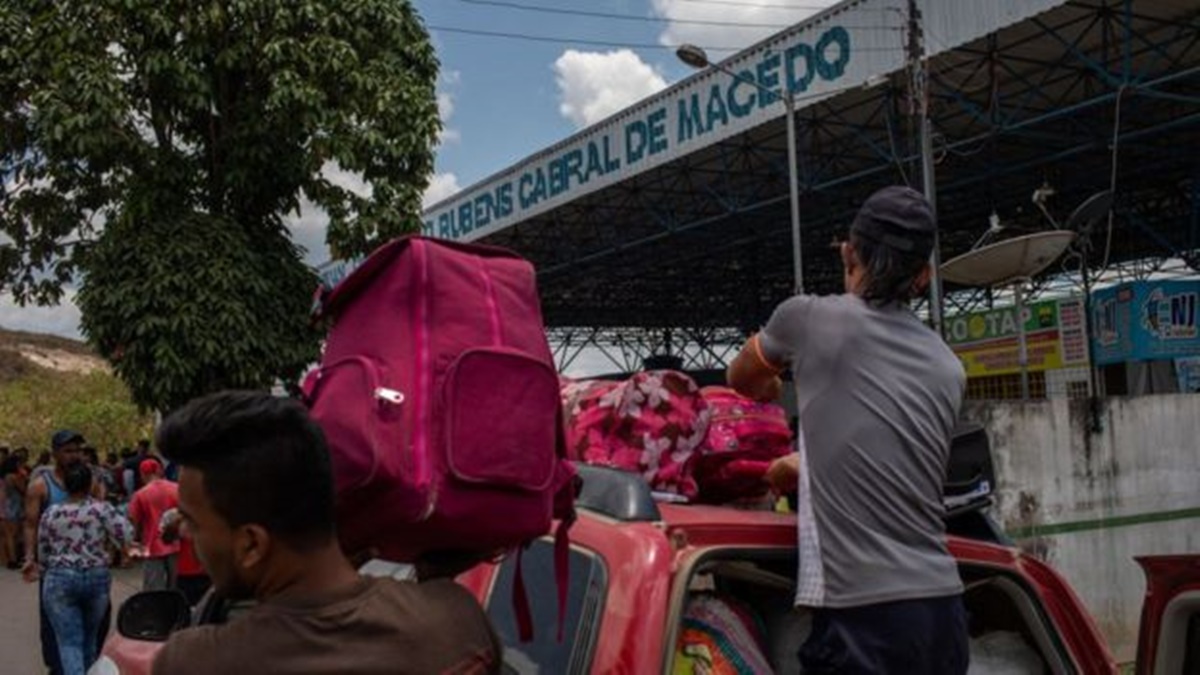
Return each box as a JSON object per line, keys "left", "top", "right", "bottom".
{"left": 658, "top": 502, "right": 794, "bottom": 530}
{"left": 573, "top": 465, "right": 1024, "bottom": 567}
{"left": 645, "top": 503, "right": 1025, "bottom": 568}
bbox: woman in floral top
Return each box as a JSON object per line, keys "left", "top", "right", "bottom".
{"left": 37, "top": 463, "right": 133, "bottom": 675}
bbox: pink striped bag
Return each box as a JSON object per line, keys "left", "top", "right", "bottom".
{"left": 692, "top": 386, "right": 793, "bottom": 504}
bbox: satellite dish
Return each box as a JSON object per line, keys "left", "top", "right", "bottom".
{"left": 1065, "top": 191, "right": 1113, "bottom": 233}
{"left": 940, "top": 231, "right": 1077, "bottom": 288}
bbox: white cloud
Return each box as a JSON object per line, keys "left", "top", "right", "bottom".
{"left": 286, "top": 199, "right": 332, "bottom": 266}
{"left": 321, "top": 161, "right": 372, "bottom": 200}
{"left": 0, "top": 289, "right": 83, "bottom": 340}
{"left": 437, "top": 92, "right": 455, "bottom": 121}
{"left": 437, "top": 92, "right": 460, "bottom": 144}
{"left": 554, "top": 50, "right": 668, "bottom": 129}
{"left": 651, "top": 0, "right": 833, "bottom": 55}
{"left": 423, "top": 173, "right": 462, "bottom": 208}
{"left": 437, "top": 72, "right": 461, "bottom": 146}
{"left": 282, "top": 161, "right": 373, "bottom": 266}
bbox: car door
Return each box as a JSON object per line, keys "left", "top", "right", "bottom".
{"left": 1135, "top": 555, "right": 1200, "bottom": 674}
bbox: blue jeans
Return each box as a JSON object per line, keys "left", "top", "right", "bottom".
{"left": 42, "top": 567, "right": 111, "bottom": 675}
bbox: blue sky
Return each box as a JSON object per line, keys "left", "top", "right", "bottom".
{"left": 1, "top": 0, "right": 833, "bottom": 339}
{"left": 414, "top": 0, "right": 831, "bottom": 205}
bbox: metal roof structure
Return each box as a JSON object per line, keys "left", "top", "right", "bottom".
{"left": 419, "top": 0, "right": 1200, "bottom": 369}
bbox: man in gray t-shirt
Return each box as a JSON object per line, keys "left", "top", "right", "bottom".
{"left": 729, "top": 186, "right": 968, "bottom": 674}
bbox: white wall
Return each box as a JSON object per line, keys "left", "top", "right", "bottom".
{"left": 964, "top": 395, "right": 1200, "bottom": 662}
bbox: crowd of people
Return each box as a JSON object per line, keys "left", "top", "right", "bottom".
{"left": 0, "top": 433, "right": 209, "bottom": 675}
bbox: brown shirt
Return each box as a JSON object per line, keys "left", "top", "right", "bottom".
{"left": 151, "top": 577, "right": 501, "bottom": 675}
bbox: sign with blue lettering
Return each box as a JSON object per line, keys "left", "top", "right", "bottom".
{"left": 1091, "top": 280, "right": 1200, "bottom": 364}
{"left": 420, "top": 19, "right": 882, "bottom": 243}
{"left": 411, "top": 0, "right": 1067, "bottom": 246}
{"left": 316, "top": 256, "right": 364, "bottom": 290}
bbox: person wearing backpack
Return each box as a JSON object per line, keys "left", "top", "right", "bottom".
{"left": 728, "top": 186, "right": 968, "bottom": 674}
{"left": 150, "top": 391, "right": 502, "bottom": 675}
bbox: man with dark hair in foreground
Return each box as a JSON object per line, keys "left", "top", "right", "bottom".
{"left": 729, "top": 186, "right": 968, "bottom": 673}
{"left": 151, "top": 391, "right": 501, "bottom": 675}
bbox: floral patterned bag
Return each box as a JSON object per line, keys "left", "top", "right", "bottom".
{"left": 562, "top": 371, "right": 711, "bottom": 498}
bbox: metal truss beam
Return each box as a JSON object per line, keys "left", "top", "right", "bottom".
{"left": 548, "top": 326, "right": 747, "bottom": 375}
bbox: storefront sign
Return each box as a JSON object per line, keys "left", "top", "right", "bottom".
{"left": 946, "top": 297, "right": 1088, "bottom": 377}
{"left": 1092, "top": 280, "right": 1200, "bottom": 365}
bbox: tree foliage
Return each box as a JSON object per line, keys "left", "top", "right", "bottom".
{"left": 78, "top": 212, "right": 319, "bottom": 411}
{"left": 0, "top": 0, "right": 441, "bottom": 410}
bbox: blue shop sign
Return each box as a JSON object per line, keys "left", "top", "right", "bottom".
{"left": 1092, "top": 280, "right": 1200, "bottom": 365}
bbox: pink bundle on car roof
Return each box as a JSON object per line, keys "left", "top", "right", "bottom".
{"left": 694, "top": 386, "right": 794, "bottom": 504}
{"left": 561, "top": 373, "right": 793, "bottom": 503}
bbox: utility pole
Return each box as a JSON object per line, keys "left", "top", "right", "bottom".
{"left": 907, "top": 0, "right": 944, "bottom": 336}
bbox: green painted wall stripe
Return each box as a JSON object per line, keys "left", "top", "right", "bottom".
{"left": 1007, "top": 506, "right": 1200, "bottom": 539}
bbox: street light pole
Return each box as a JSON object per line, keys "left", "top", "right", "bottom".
{"left": 907, "top": 0, "right": 943, "bottom": 334}
{"left": 677, "top": 44, "right": 804, "bottom": 295}
{"left": 784, "top": 93, "right": 803, "bottom": 295}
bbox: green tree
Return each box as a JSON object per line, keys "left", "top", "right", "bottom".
{"left": 0, "top": 0, "right": 441, "bottom": 411}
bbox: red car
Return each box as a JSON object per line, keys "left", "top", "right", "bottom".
{"left": 453, "top": 465, "right": 1120, "bottom": 674}
{"left": 93, "top": 439, "right": 1193, "bottom": 674}
{"left": 1134, "top": 555, "right": 1200, "bottom": 674}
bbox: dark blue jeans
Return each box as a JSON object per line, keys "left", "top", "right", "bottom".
{"left": 42, "top": 567, "right": 111, "bottom": 675}
{"left": 40, "top": 577, "right": 112, "bottom": 675}
{"left": 799, "top": 594, "right": 969, "bottom": 674}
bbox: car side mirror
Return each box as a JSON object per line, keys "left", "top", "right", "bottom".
{"left": 117, "top": 591, "right": 191, "bottom": 641}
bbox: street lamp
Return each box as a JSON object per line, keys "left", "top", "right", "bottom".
{"left": 676, "top": 44, "right": 804, "bottom": 295}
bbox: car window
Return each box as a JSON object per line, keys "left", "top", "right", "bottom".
{"left": 672, "top": 552, "right": 800, "bottom": 675}
{"left": 1184, "top": 613, "right": 1200, "bottom": 674}
{"left": 485, "top": 540, "right": 607, "bottom": 675}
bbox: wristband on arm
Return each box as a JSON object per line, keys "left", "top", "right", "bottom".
{"left": 751, "top": 335, "right": 785, "bottom": 375}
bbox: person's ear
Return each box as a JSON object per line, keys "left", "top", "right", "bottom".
{"left": 840, "top": 241, "right": 855, "bottom": 271}
{"left": 235, "top": 524, "right": 271, "bottom": 571}
{"left": 912, "top": 262, "right": 933, "bottom": 295}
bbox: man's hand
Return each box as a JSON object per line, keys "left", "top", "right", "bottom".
{"left": 759, "top": 376, "right": 784, "bottom": 402}
{"left": 765, "top": 454, "right": 801, "bottom": 495}
{"left": 21, "top": 560, "right": 39, "bottom": 583}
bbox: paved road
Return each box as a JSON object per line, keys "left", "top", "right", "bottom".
{"left": 0, "top": 565, "right": 141, "bottom": 675}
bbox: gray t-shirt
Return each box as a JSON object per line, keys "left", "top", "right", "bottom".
{"left": 759, "top": 293, "right": 965, "bottom": 608}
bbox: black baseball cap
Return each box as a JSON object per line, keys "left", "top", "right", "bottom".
{"left": 51, "top": 430, "right": 84, "bottom": 450}
{"left": 850, "top": 186, "right": 936, "bottom": 258}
